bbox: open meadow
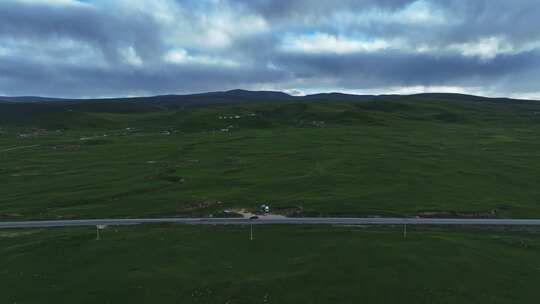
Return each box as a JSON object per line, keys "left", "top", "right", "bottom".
{"left": 1, "top": 224, "right": 540, "bottom": 304}
{"left": 2, "top": 96, "right": 540, "bottom": 219}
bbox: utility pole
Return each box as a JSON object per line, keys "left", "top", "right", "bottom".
{"left": 250, "top": 223, "right": 253, "bottom": 241}
{"left": 96, "top": 224, "right": 106, "bottom": 241}
{"left": 403, "top": 224, "right": 407, "bottom": 239}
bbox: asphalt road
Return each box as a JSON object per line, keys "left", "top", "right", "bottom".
{"left": 2, "top": 217, "right": 540, "bottom": 229}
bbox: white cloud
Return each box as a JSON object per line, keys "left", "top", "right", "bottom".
{"left": 289, "top": 85, "right": 495, "bottom": 97}
{"left": 266, "top": 62, "right": 278, "bottom": 70}
{"left": 120, "top": 46, "right": 143, "bottom": 66}
{"left": 0, "top": 37, "right": 107, "bottom": 67}
{"left": 298, "top": 85, "right": 540, "bottom": 100}
{"left": 333, "top": 0, "right": 452, "bottom": 28}
{"left": 161, "top": 3, "right": 268, "bottom": 49}
{"left": 507, "top": 92, "right": 540, "bottom": 100}
{"left": 284, "top": 89, "right": 306, "bottom": 96}
{"left": 111, "top": 0, "right": 178, "bottom": 24}
{"left": 449, "top": 37, "right": 513, "bottom": 60}
{"left": 448, "top": 37, "right": 540, "bottom": 60}
{"left": 395, "top": 0, "right": 449, "bottom": 24}
{"left": 381, "top": 85, "right": 474, "bottom": 95}
{"left": 164, "top": 49, "right": 238, "bottom": 67}
{"left": 0, "top": 46, "right": 9, "bottom": 57}
{"left": 279, "top": 32, "right": 540, "bottom": 60}
{"left": 90, "top": 1, "right": 268, "bottom": 50}
{"left": 13, "top": 0, "right": 91, "bottom": 7}
{"left": 197, "top": 12, "right": 268, "bottom": 48}
{"left": 281, "top": 33, "right": 393, "bottom": 54}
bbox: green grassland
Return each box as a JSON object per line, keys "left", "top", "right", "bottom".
{"left": 1, "top": 225, "right": 540, "bottom": 303}
{"left": 2, "top": 97, "right": 540, "bottom": 219}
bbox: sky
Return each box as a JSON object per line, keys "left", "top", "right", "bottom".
{"left": 1, "top": 0, "right": 540, "bottom": 99}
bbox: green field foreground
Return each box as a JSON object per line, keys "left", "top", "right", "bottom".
{"left": 1, "top": 225, "right": 540, "bottom": 303}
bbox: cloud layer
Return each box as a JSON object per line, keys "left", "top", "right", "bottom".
{"left": 1, "top": 0, "right": 539, "bottom": 98}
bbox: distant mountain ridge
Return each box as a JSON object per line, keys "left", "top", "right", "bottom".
{"left": 0, "top": 96, "right": 68, "bottom": 103}
{"left": 1, "top": 89, "right": 536, "bottom": 104}
{"left": 0, "top": 89, "right": 292, "bottom": 103}
{"left": 2, "top": 89, "right": 539, "bottom": 124}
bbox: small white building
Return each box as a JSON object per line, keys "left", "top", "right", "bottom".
{"left": 260, "top": 204, "right": 270, "bottom": 213}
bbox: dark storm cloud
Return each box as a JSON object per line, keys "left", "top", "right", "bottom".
{"left": 233, "top": 0, "right": 414, "bottom": 19}
{"left": 0, "top": 0, "right": 163, "bottom": 62}
{"left": 0, "top": 0, "right": 540, "bottom": 98}
{"left": 275, "top": 50, "right": 540, "bottom": 89}
{"left": 0, "top": 49, "right": 288, "bottom": 97}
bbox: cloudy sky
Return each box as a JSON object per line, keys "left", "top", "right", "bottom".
{"left": 1, "top": 0, "right": 540, "bottom": 98}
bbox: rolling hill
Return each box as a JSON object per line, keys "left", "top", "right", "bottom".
{"left": 2, "top": 89, "right": 538, "bottom": 115}
{"left": 1, "top": 91, "right": 540, "bottom": 220}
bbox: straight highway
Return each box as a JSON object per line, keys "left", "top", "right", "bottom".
{"left": 2, "top": 217, "right": 540, "bottom": 229}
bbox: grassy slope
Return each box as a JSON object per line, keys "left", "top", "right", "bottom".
{"left": 1, "top": 225, "right": 539, "bottom": 303}
{"left": 2, "top": 98, "right": 540, "bottom": 219}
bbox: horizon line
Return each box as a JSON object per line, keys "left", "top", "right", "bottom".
{"left": 2, "top": 89, "right": 539, "bottom": 102}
